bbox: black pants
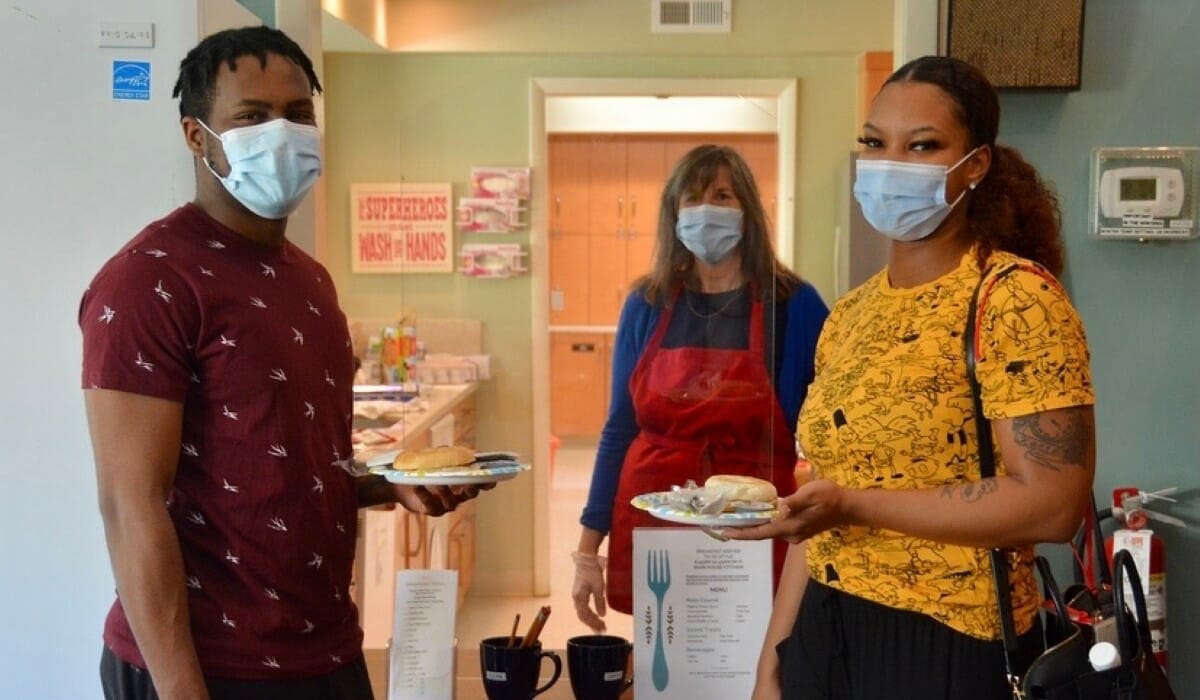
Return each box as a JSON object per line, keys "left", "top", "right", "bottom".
{"left": 100, "top": 646, "right": 375, "bottom": 700}
{"left": 777, "top": 580, "right": 1041, "bottom": 700}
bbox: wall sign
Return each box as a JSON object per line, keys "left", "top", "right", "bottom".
{"left": 351, "top": 183, "right": 454, "bottom": 274}
{"left": 112, "top": 60, "right": 150, "bottom": 101}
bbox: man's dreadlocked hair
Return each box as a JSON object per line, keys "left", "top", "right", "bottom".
{"left": 172, "top": 26, "right": 322, "bottom": 121}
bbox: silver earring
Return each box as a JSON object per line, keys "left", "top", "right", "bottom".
{"left": 969, "top": 181, "right": 978, "bottom": 190}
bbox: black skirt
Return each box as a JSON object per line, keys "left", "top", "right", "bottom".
{"left": 777, "top": 580, "right": 1041, "bottom": 700}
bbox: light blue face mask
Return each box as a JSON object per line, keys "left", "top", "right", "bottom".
{"left": 853, "top": 147, "right": 980, "bottom": 242}
{"left": 199, "top": 118, "right": 322, "bottom": 220}
{"left": 675, "top": 204, "right": 743, "bottom": 265}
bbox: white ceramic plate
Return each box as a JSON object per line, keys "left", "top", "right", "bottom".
{"left": 374, "top": 461, "right": 529, "bottom": 486}
{"left": 364, "top": 450, "right": 520, "bottom": 470}
{"left": 630, "top": 492, "right": 776, "bottom": 527}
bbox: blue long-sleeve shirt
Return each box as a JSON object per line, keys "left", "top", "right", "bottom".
{"left": 579, "top": 282, "right": 829, "bottom": 534}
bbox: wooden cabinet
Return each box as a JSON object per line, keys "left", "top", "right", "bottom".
{"left": 549, "top": 136, "right": 592, "bottom": 326}
{"left": 858, "top": 51, "right": 893, "bottom": 127}
{"left": 549, "top": 137, "right": 667, "bottom": 327}
{"left": 550, "top": 332, "right": 611, "bottom": 438}
{"left": 549, "top": 136, "right": 591, "bottom": 235}
{"left": 737, "top": 137, "right": 779, "bottom": 227}
{"left": 549, "top": 234, "right": 590, "bottom": 326}
{"left": 586, "top": 139, "right": 667, "bottom": 325}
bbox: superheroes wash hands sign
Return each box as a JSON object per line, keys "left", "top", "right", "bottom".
{"left": 351, "top": 183, "right": 454, "bottom": 274}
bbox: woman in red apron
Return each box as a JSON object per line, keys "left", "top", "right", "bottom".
{"left": 605, "top": 286, "right": 798, "bottom": 611}
{"left": 573, "top": 145, "right": 827, "bottom": 627}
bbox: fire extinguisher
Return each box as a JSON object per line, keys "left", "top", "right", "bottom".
{"left": 1103, "top": 486, "right": 1184, "bottom": 671}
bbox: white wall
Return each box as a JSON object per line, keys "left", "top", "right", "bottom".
{"left": 1, "top": 1, "right": 211, "bottom": 697}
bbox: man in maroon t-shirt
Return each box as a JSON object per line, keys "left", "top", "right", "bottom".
{"left": 81, "top": 27, "right": 478, "bottom": 700}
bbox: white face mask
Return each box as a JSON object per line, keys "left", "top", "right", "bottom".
{"left": 675, "top": 204, "right": 743, "bottom": 265}
{"left": 199, "top": 118, "right": 322, "bottom": 220}
{"left": 853, "top": 147, "right": 980, "bottom": 241}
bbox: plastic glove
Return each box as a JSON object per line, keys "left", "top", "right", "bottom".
{"left": 571, "top": 551, "right": 608, "bottom": 632}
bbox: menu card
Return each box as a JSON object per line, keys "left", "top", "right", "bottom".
{"left": 389, "top": 569, "right": 458, "bottom": 700}
{"left": 632, "top": 528, "right": 772, "bottom": 698}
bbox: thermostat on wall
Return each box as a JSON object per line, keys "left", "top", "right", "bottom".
{"left": 1090, "top": 147, "right": 1200, "bottom": 241}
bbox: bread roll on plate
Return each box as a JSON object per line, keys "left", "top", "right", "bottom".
{"left": 393, "top": 444, "right": 476, "bottom": 471}
{"left": 703, "top": 474, "right": 777, "bottom": 504}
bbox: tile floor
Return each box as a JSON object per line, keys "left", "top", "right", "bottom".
{"left": 455, "top": 439, "right": 633, "bottom": 651}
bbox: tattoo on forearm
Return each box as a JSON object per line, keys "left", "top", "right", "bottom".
{"left": 941, "top": 477, "right": 999, "bottom": 502}
{"left": 1012, "top": 407, "right": 1094, "bottom": 471}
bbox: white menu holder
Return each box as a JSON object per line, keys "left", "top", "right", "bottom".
{"left": 632, "top": 528, "right": 772, "bottom": 699}
{"left": 389, "top": 569, "right": 459, "bottom": 700}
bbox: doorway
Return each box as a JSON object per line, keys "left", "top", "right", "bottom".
{"left": 527, "top": 78, "right": 798, "bottom": 599}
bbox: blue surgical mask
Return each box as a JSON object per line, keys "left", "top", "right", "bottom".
{"left": 199, "top": 118, "right": 322, "bottom": 220}
{"left": 853, "top": 147, "right": 980, "bottom": 241}
{"left": 675, "top": 204, "right": 743, "bottom": 265}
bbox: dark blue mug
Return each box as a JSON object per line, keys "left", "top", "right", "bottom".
{"left": 479, "top": 636, "right": 561, "bottom": 700}
{"left": 567, "top": 635, "right": 633, "bottom": 700}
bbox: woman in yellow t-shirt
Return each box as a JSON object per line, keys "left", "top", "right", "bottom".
{"left": 728, "top": 56, "right": 1095, "bottom": 700}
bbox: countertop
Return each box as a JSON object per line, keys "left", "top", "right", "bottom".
{"left": 354, "top": 383, "right": 478, "bottom": 455}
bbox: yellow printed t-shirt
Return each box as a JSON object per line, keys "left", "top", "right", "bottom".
{"left": 798, "top": 249, "right": 1094, "bottom": 640}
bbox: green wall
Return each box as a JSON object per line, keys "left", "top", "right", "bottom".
{"left": 323, "top": 51, "right": 862, "bottom": 584}
{"left": 999, "top": 0, "right": 1199, "bottom": 693}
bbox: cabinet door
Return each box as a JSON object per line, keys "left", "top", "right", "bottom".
{"left": 549, "top": 137, "right": 591, "bottom": 235}
{"left": 588, "top": 234, "right": 626, "bottom": 326}
{"left": 550, "top": 332, "right": 607, "bottom": 437}
{"left": 625, "top": 140, "right": 666, "bottom": 239}
{"left": 549, "top": 233, "right": 590, "bottom": 326}
{"left": 736, "top": 137, "right": 779, "bottom": 227}
{"left": 359, "top": 508, "right": 405, "bottom": 648}
{"left": 600, "top": 332, "right": 615, "bottom": 426}
{"left": 664, "top": 138, "right": 708, "bottom": 174}
{"left": 625, "top": 225, "right": 656, "bottom": 289}
{"left": 445, "top": 502, "right": 475, "bottom": 609}
{"left": 402, "top": 510, "right": 429, "bottom": 570}
{"left": 858, "top": 51, "right": 893, "bottom": 127}
{"left": 588, "top": 139, "right": 627, "bottom": 236}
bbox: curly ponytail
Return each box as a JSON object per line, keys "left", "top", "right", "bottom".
{"left": 887, "top": 56, "right": 1065, "bottom": 276}
{"left": 968, "top": 145, "right": 1064, "bottom": 275}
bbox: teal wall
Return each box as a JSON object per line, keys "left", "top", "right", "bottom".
{"left": 999, "top": 0, "right": 1199, "bottom": 693}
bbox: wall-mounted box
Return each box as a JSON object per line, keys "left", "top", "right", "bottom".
{"left": 1089, "top": 147, "right": 1200, "bottom": 241}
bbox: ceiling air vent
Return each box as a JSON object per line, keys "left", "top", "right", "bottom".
{"left": 652, "top": 0, "right": 732, "bottom": 33}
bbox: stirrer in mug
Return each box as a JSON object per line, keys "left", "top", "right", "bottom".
{"left": 507, "top": 613, "right": 521, "bottom": 647}
{"left": 520, "top": 606, "right": 552, "bottom": 649}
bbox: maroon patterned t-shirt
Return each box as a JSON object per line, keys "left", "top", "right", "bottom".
{"left": 80, "top": 203, "right": 362, "bottom": 679}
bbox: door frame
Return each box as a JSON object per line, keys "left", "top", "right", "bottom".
{"left": 527, "top": 77, "right": 798, "bottom": 594}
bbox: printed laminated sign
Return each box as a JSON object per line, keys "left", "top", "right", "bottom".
{"left": 352, "top": 183, "right": 454, "bottom": 274}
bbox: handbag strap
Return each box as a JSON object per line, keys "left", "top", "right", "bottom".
{"left": 964, "top": 263, "right": 1024, "bottom": 686}
{"left": 1074, "top": 493, "right": 1113, "bottom": 589}
{"left": 1111, "top": 549, "right": 1153, "bottom": 660}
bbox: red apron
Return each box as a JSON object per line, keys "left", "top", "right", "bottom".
{"left": 606, "top": 291, "right": 797, "bottom": 613}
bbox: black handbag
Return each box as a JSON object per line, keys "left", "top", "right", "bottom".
{"left": 966, "top": 264, "right": 1178, "bottom": 700}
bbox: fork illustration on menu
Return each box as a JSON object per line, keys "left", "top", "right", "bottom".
{"left": 647, "top": 549, "right": 672, "bottom": 691}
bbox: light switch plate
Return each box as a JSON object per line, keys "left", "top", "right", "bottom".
{"left": 98, "top": 22, "right": 154, "bottom": 48}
